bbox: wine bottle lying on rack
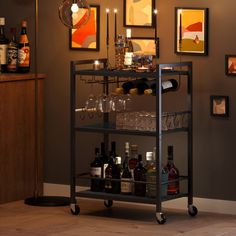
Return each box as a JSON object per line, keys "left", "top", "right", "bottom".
{"left": 115, "top": 78, "right": 179, "bottom": 95}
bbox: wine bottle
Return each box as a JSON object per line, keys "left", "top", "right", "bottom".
{"left": 7, "top": 27, "right": 18, "bottom": 73}
{"left": 18, "top": 20, "right": 30, "bottom": 73}
{"left": 100, "top": 142, "right": 108, "bottom": 178}
{"left": 90, "top": 148, "right": 103, "bottom": 192}
{"left": 120, "top": 78, "right": 148, "bottom": 94}
{"left": 112, "top": 156, "right": 121, "bottom": 194}
{"left": 104, "top": 155, "right": 114, "bottom": 193}
{"left": 0, "top": 17, "right": 9, "bottom": 73}
{"left": 121, "top": 153, "right": 132, "bottom": 195}
{"left": 144, "top": 79, "right": 179, "bottom": 95}
{"left": 164, "top": 145, "right": 179, "bottom": 195}
{"left": 134, "top": 154, "right": 146, "bottom": 196}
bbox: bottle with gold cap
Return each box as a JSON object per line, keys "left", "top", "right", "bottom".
{"left": 18, "top": 20, "right": 30, "bottom": 73}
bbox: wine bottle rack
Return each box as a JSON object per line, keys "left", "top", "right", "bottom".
{"left": 69, "top": 58, "right": 198, "bottom": 223}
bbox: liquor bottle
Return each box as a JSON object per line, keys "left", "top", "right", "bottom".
{"left": 18, "top": 20, "right": 30, "bottom": 73}
{"left": 104, "top": 154, "right": 114, "bottom": 193}
{"left": 145, "top": 151, "right": 156, "bottom": 198}
{"left": 90, "top": 148, "right": 103, "bottom": 192}
{"left": 134, "top": 154, "right": 146, "bottom": 196}
{"left": 0, "top": 17, "right": 9, "bottom": 73}
{"left": 164, "top": 145, "right": 179, "bottom": 195}
{"left": 115, "top": 34, "right": 125, "bottom": 69}
{"left": 121, "top": 153, "right": 132, "bottom": 195}
{"left": 112, "top": 156, "right": 121, "bottom": 194}
{"left": 144, "top": 79, "right": 179, "bottom": 95}
{"left": 7, "top": 28, "right": 18, "bottom": 72}
{"left": 128, "top": 144, "right": 138, "bottom": 177}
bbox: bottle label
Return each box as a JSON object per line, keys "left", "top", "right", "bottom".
{"left": 162, "top": 81, "right": 172, "bottom": 90}
{"left": 146, "top": 173, "right": 156, "bottom": 197}
{"left": 18, "top": 46, "right": 30, "bottom": 67}
{"left": 90, "top": 167, "right": 102, "bottom": 177}
{"left": 7, "top": 48, "right": 18, "bottom": 71}
{"left": 121, "top": 178, "right": 132, "bottom": 193}
{"left": 0, "top": 45, "right": 7, "bottom": 65}
{"left": 103, "top": 163, "right": 108, "bottom": 178}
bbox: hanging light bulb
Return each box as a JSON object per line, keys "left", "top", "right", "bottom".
{"left": 58, "top": 0, "right": 90, "bottom": 29}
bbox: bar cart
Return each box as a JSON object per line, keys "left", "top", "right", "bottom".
{"left": 69, "top": 59, "right": 198, "bottom": 224}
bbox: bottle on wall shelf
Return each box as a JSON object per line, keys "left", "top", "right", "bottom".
{"left": 134, "top": 154, "right": 146, "bottom": 196}
{"left": 112, "top": 156, "right": 121, "bottom": 194}
{"left": 0, "top": 17, "right": 9, "bottom": 73}
{"left": 90, "top": 148, "right": 103, "bottom": 192}
{"left": 18, "top": 20, "right": 30, "bottom": 73}
{"left": 7, "top": 27, "right": 18, "bottom": 73}
{"left": 164, "top": 145, "right": 180, "bottom": 195}
{"left": 100, "top": 142, "right": 108, "bottom": 179}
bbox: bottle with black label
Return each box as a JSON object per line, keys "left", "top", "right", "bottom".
{"left": 18, "top": 20, "right": 30, "bottom": 73}
{"left": 90, "top": 148, "right": 103, "bottom": 192}
{"left": 7, "top": 27, "right": 18, "bottom": 72}
{"left": 0, "top": 17, "right": 9, "bottom": 73}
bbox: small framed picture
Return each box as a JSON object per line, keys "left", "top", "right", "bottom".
{"left": 225, "top": 55, "right": 236, "bottom": 76}
{"left": 210, "top": 95, "right": 229, "bottom": 117}
{"left": 130, "top": 37, "right": 159, "bottom": 57}
{"left": 175, "top": 7, "right": 209, "bottom": 55}
{"left": 69, "top": 5, "right": 100, "bottom": 51}
{"left": 124, "top": 0, "right": 155, "bottom": 28}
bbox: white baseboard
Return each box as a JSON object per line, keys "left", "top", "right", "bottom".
{"left": 43, "top": 183, "right": 236, "bottom": 216}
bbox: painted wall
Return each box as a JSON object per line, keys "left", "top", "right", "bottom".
{"left": 1, "top": 0, "right": 236, "bottom": 201}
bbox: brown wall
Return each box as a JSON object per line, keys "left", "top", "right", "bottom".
{"left": 1, "top": 0, "right": 236, "bottom": 201}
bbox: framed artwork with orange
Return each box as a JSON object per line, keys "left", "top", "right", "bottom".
{"left": 225, "top": 55, "right": 236, "bottom": 76}
{"left": 70, "top": 5, "right": 100, "bottom": 51}
{"left": 175, "top": 8, "right": 208, "bottom": 55}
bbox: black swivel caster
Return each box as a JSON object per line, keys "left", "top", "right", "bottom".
{"left": 188, "top": 205, "right": 198, "bottom": 217}
{"left": 104, "top": 200, "right": 113, "bottom": 208}
{"left": 156, "top": 212, "right": 166, "bottom": 224}
{"left": 70, "top": 203, "right": 80, "bottom": 215}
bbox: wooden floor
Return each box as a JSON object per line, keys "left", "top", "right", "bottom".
{"left": 1, "top": 199, "right": 236, "bottom": 235}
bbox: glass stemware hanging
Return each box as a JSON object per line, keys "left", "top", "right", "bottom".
{"left": 58, "top": 0, "right": 91, "bottom": 29}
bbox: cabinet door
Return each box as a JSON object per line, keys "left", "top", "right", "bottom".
{"left": 0, "top": 79, "right": 43, "bottom": 203}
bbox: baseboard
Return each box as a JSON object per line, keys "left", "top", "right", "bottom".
{"left": 43, "top": 183, "right": 236, "bottom": 215}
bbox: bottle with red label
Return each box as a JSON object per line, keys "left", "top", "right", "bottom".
{"left": 18, "top": 20, "right": 30, "bottom": 73}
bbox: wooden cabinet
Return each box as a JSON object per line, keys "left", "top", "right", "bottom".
{"left": 0, "top": 74, "right": 45, "bottom": 204}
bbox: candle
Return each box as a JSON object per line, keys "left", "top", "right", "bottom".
{"left": 126, "top": 28, "right": 131, "bottom": 38}
{"left": 106, "top": 9, "right": 110, "bottom": 46}
{"left": 179, "top": 9, "right": 182, "bottom": 47}
{"left": 93, "top": 60, "right": 101, "bottom": 70}
{"left": 114, "top": 9, "right": 117, "bottom": 42}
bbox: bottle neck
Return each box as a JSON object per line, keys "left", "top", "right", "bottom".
{"left": 21, "top": 27, "right": 27, "bottom": 35}
{"left": 0, "top": 25, "right": 5, "bottom": 36}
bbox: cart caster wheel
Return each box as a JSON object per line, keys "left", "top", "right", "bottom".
{"left": 104, "top": 200, "right": 113, "bottom": 208}
{"left": 156, "top": 212, "right": 166, "bottom": 224}
{"left": 188, "top": 205, "right": 198, "bottom": 217}
{"left": 70, "top": 203, "right": 80, "bottom": 215}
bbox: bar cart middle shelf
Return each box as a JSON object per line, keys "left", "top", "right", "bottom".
{"left": 70, "top": 59, "right": 198, "bottom": 224}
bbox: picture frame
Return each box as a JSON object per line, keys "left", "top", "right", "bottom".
{"left": 69, "top": 5, "right": 100, "bottom": 51}
{"left": 124, "top": 0, "right": 155, "bottom": 28}
{"left": 175, "top": 7, "right": 208, "bottom": 55}
{"left": 225, "top": 55, "right": 236, "bottom": 76}
{"left": 130, "top": 37, "right": 159, "bottom": 57}
{"left": 210, "top": 95, "right": 229, "bottom": 117}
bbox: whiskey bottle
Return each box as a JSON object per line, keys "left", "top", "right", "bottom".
{"left": 0, "top": 17, "right": 9, "bottom": 73}
{"left": 7, "top": 27, "right": 18, "bottom": 72}
{"left": 134, "top": 154, "right": 146, "bottom": 196}
{"left": 90, "top": 148, "right": 103, "bottom": 192}
{"left": 164, "top": 145, "right": 179, "bottom": 195}
{"left": 18, "top": 20, "right": 30, "bottom": 73}
{"left": 121, "top": 153, "right": 132, "bottom": 195}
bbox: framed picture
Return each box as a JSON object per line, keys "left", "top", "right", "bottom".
{"left": 225, "top": 55, "right": 236, "bottom": 76}
{"left": 124, "top": 0, "right": 155, "bottom": 28}
{"left": 130, "top": 37, "right": 159, "bottom": 57}
{"left": 70, "top": 5, "right": 100, "bottom": 51}
{"left": 175, "top": 8, "right": 208, "bottom": 55}
{"left": 210, "top": 95, "right": 229, "bottom": 117}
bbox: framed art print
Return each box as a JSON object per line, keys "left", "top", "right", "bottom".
{"left": 175, "top": 8, "right": 208, "bottom": 55}
{"left": 210, "top": 95, "right": 229, "bottom": 117}
{"left": 70, "top": 5, "right": 100, "bottom": 51}
{"left": 130, "top": 37, "right": 159, "bottom": 57}
{"left": 225, "top": 55, "right": 236, "bottom": 76}
{"left": 124, "top": 0, "right": 155, "bottom": 27}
